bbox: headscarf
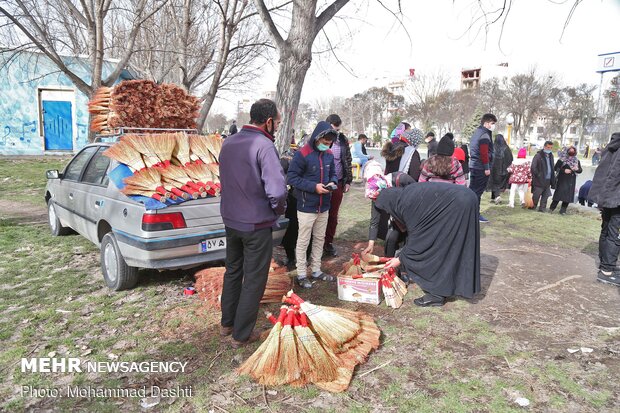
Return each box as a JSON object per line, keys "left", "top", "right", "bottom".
{"left": 401, "top": 128, "right": 423, "bottom": 148}
{"left": 493, "top": 134, "right": 507, "bottom": 159}
{"left": 559, "top": 146, "right": 579, "bottom": 170}
{"left": 390, "top": 122, "right": 406, "bottom": 143}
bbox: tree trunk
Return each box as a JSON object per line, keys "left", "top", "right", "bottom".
{"left": 274, "top": 48, "right": 312, "bottom": 153}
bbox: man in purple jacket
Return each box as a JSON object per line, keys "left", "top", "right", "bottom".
{"left": 218, "top": 99, "right": 288, "bottom": 348}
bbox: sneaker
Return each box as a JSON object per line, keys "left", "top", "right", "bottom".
{"left": 479, "top": 215, "right": 489, "bottom": 223}
{"left": 323, "top": 243, "right": 338, "bottom": 257}
{"left": 597, "top": 270, "right": 620, "bottom": 286}
{"left": 296, "top": 276, "right": 313, "bottom": 289}
{"left": 311, "top": 271, "right": 337, "bottom": 282}
{"left": 493, "top": 196, "right": 502, "bottom": 205}
{"left": 508, "top": 204, "right": 514, "bottom": 208}
{"left": 537, "top": 208, "right": 546, "bottom": 213}
{"left": 231, "top": 330, "right": 262, "bottom": 349}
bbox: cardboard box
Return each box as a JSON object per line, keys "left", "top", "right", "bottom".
{"left": 337, "top": 276, "right": 382, "bottom": 305}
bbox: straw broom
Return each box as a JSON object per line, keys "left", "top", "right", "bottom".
{"left": 171, "top": 132, "right": 192, "bottom": 166}
{"left": 383, "top": 268, "right": 407, "bottom": 297}
{"left": 120, "top": 134, "right": 161, "bottom": 168}
{"left": 273, "top": 309, "right": 303, "bottom": 385}
{"left": 205, "top": 134, "right": 222, "bottom": 160}
{"left": 295, "top": 311, "right": 339, "bottom": 383}
{"left": 102, "top": 141, "right": 146, "bottom": 171}
{"left": 189, "top": 135, "right": 217, "bottom": 164}
{"left": 206, "top": 163, "right": 220, "bottom": 180}
{"left": 159, "top": 165, "right": 205, "bottom": 198}
{"left": 183, "top": 163, "right": 216, "bottom": 195}
{"left": 285, "top": 291, "right": 361, "bottom": 350}
{"left": 151, "top": 133, "right": 177, "bottom": 167}
{"left": 120, "top": 187, "right": 167, "bottom": 202}
{"left": 237, "top": 307, "right": 287, "bottom": 382}
{"left": 361, "top": 253, "right": 391, "bottom": 264}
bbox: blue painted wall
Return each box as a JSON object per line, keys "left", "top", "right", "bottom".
{"left": 0, "top": 51, "right": 129, "bottom": 155}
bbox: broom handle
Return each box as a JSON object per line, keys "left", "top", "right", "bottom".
{"left": 285, "top": 292, "right": 304, "bottom": 305}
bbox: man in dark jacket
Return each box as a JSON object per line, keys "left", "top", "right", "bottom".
{"left": 425, "top": 131, "right": 438, "bottom": 158}
{"left": 219, "top": 99, "right": 287, "bottom": 348}
{"left": 228, "top": 120, "right": 238, "bottom": 135}
{"left": 588, "top": 132, "right": 620, "bottom": 286}
{"left": 323, "top": 114, "right": 353, "bottom": 257}
{"left": 468, "top": 113, "right": 497, "bottom": 222}
{"left": 287, "top": 121, "right": 338, "bottom": 288}
{"left": 530, "top": 141, "right": 556, "bottom": 212}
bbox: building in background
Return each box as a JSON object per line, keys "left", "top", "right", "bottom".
{"left": 0, "top": 50, "right": 133, "bottom": 155}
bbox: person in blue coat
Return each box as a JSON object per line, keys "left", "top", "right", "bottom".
{"left": 287, "top": 121, "right": 339, "bottom": 288}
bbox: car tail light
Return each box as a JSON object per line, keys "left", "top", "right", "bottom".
{"left": 142, "top": 212, "right": 187, "bottom": 231}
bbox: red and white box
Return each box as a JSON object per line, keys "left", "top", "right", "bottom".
{"left": 337, "top": 276, "right": 382, "bottom": 305}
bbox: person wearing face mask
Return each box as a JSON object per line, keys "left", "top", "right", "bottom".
{"left": 549, "top": 146, "right": 582, "bottom": 214}
{"left": 530, "top": 141, "right": 557, "bottom": 213}
{"left": 219, "top": 99, "right": 288, "bottom": 348}
{"left": 287, "top": 121, "right": 339, "bottom": 289}
{"left": 468, "top": 113, "right": 498, "bottom": 223}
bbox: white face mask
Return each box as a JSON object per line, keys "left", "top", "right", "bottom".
{"left": 488, "top": 124, "right": 496, "bottom": 132}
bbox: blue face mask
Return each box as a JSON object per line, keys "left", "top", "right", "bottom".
{"left": 317, "top": 143, "right": 330, "bottom": 151}
{"left": 543, "top": 149, "right": 552, "bottom": 154}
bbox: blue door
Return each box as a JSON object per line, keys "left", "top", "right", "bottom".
{"left": 43, "top": 100, "right": 73, "bottom": 150}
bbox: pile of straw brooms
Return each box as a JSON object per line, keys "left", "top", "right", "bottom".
{"left": 237, "top": 291, "right": 380, "bottom": 392}
{"left": 89, "top": 80, "right": 199, "bottom": 132}
{"left": 194, "top": 261, "right": 293, "bottom": 308}
{"left": 341, "top": 253, "right": 408, "bottom": 308}
{"left": 102, "top": 132, "right": 223, "bottom": 203}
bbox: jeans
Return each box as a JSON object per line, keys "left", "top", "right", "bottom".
{"left": 221, "top": 226, "right": 273, "bottom": 342}
{"left": 469, "top": 169, "right": 490, "bottom": 204}
{"left": 599, "top": 207, "right": 620, "bottom": 272}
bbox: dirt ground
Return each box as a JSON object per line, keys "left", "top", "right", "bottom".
{"left": 1, "top": 195, "right": 619, "bottom": 412}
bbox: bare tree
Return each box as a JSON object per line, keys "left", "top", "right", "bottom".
{"left": 405, "top": 71, "right": 451, "bottom": 132}
{"left": 253, "top": 0, "right": 351, "bottom": 152}
{"left": 501, "top": 68, "right": 556, "bottom": 146}
{"left": 0, "top": 0, "right": 164, "bottom": 97}
{"left": 544, "top": 84, "right": 595, "bottom": 146}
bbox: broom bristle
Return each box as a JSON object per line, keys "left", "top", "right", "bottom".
{"left": 238, "top": 307, "right": 287, "bottom": 381}
{"left": 102, "top": 141, "right": 146, "bottom": 171}
{"left": 286, "top": 292, "right": 361, "bottom": 350}
{"left": 272, "top": 310, "right": 302, "bottom": 385}
{"left": 151, "top": 133, "right": 177, "bottom": 163}
{"left": 172, "top": 132, "right": 192, "bottom": 165}
{"left": 206, "top": 163, "right": 220, "bottom": 178}
{"left": 295, "top": 312, "right": 339, "bottom": 383}
{"left": 120, "top": 134, "right": 162, "bottom": 168}
{"left": 123, "top": 168, "right": 163, "bottom": 190}
{"left": 189, "top": 135, "right": 216, "bottom": 163}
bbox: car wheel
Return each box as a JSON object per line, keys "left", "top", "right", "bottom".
{"left": 100, "top": 232, "right": 139, "bottom": 291}
{"left": 48, "top": 200, "right": 71, "bottom": 236}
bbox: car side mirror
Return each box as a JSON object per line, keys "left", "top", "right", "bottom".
{"left": 46, "top": 170, "right": 60, "bottom": 179}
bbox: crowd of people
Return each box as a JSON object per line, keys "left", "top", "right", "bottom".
{"left": 216, "top": 98, "right": 620, "bottom": 347}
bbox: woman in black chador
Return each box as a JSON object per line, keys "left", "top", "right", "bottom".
{"left": 377, "top": 183, "right": 481, "bottom": 306}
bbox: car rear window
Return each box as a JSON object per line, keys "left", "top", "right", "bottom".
{"left": 82, "top": 147, "right": 111, "bottom": 185}
{"left": 64, "top": 147, "right": 98, "bottom": 181}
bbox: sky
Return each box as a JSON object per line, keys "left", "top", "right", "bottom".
{"left": 211, "top": 0, "right": 620, "bottom": 117}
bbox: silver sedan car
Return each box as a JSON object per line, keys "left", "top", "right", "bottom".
{"left": 45, "top": 143, "right": 288, "bottom": 290}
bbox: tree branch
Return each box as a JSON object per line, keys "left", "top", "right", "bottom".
{"left": 315, "top": 0, "right": 350, "bottom": 37}
{"left": 252, "top": 0, "right": 284, "bottom": 49}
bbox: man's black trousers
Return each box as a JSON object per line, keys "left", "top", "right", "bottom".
{"left": 221, "top": 226, "right": 273, "bottom": 342}
{"left": 599, "top": 207, "right": 620, "bottom": 272}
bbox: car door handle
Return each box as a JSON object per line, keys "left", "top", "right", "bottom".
{"left": 69, "top": 193, "right": 74, "bottom": 200}
{"left": 95, "top": 200, "right": 103, "bottom": 208}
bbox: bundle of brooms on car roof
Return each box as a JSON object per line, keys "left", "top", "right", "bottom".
{"left": 237, "top": 291, "right": 381, "bottom": 393}
{"left": 88, "top": 80, "right": 199, "bottom": 132}
{"left": 102, "top": 132, "right": 222, "bottom": 203}
{"left": 194, "top": 261, "right": 293, "bottom": 309}
{"left": 341, "top": 253, "right": 408, "bottom": 309}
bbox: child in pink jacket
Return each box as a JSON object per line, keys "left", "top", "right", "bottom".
{"left": 506, "top": 148, "right": 532, "bottom": 208}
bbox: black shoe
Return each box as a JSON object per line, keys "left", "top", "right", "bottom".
{"left": 413, "top": 293, "right": 445, "bottom": 307}
{"left": 597, "top": 270, "right": 620, "bottom": 287}
{"left": 285, "top": 257, "right": 296, "bottom": 271}
{"left": 323, "top": 243, "right": 338, "bottom": 257}
{"left": 538, "top": 208, "right": 546, "bottom": 213}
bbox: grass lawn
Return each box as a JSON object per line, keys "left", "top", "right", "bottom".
{"left": 0, "top": 157, "right": 617, "bottom": 412}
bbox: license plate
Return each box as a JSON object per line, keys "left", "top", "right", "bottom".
{"left": 200, "top": 237, "right": 226, "bottom": 253}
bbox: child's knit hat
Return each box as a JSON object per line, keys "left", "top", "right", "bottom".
{"left": 517, "top": 147, "right": 527, "bottom": 158}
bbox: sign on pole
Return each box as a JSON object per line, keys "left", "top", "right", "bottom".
{"left": 597, "top": 52, "right": 620, "bottom": 73}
